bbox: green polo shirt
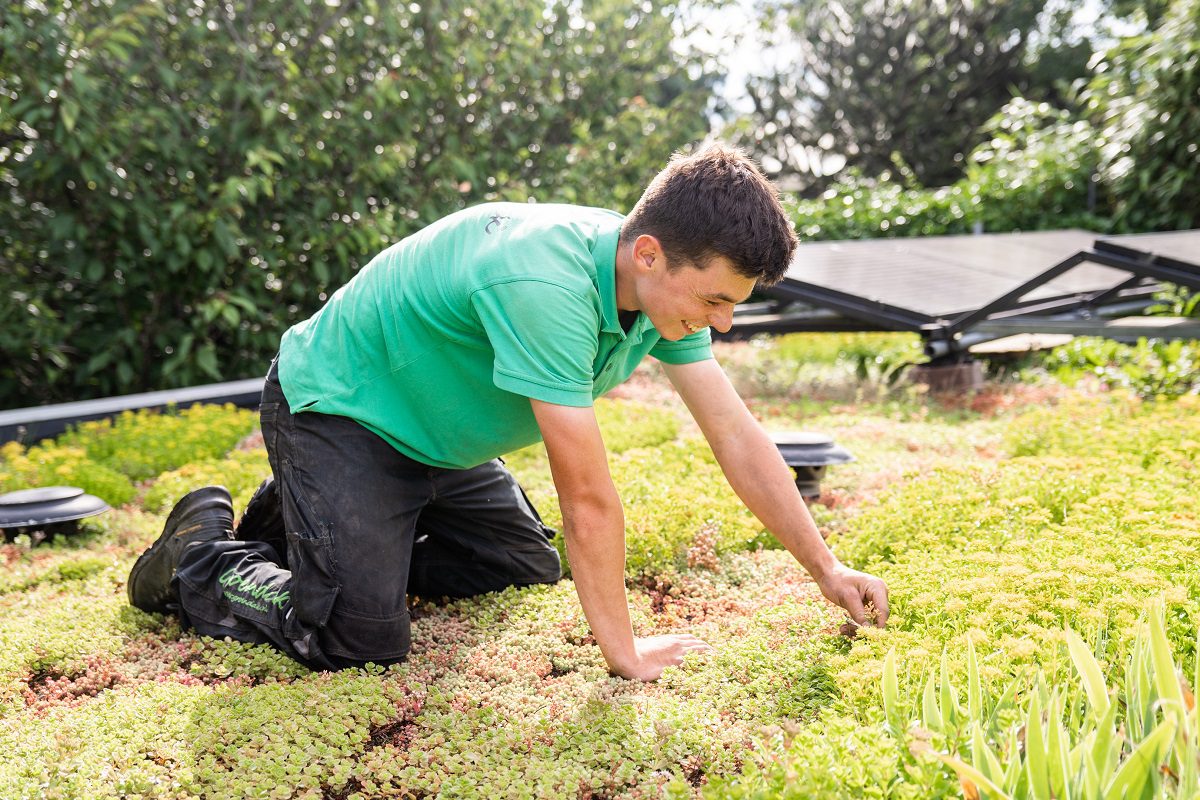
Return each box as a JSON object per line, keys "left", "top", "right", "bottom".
{"left": 277, "top": 203, "right": 712, "bottom": 469}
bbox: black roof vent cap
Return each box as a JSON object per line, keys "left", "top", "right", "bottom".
{"left": 0, "top": 486, "right": 111, "bottom": 529}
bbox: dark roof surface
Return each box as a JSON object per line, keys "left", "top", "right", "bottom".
{"left": 782, "top": 229, "right": 1199, "bottom": 318}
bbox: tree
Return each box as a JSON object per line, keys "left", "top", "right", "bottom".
{"left": 1088, "top": 0, "right": 1200, "bottom": 231}
{"left": 737, "top": 0, "right": 1050, "bottom": 190}
{"left": 0, "top": 0, "right": 717, "bottom": 407}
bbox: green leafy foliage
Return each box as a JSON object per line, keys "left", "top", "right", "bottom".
{"left": 141, "top": 449, "right": 271, "bottom": 516}
{"left": 705, "top": 390, "right": 1200, "bottom": 797}
{"left": 0, "top": 441, "right": 136, "bottom": 507}
{"left": 0, "top": 405, "right": 256, "bottom": 506}
{"left": 1088, "top": 0, "right": 1200, "bottom": 231}
{"left": 789, "top": 99, "right": 1108, "bottom": 241}
{"left": 0, "top": 0, "right": 715, "bottom": 407}
{"left": 3, "top": 367, "right": 1200, "bottom": 797}
{"left": 914, "top": 603, "right": 1199, "bottom": 800}
{"left": 53, "top": 405, "right": 258, "bottom": 482}
{"left": 1041, "top": 337, "right": 1200, "bottom": 397}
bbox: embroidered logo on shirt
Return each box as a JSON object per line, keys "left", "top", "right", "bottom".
{"left": 485, "top": 214, "right": 510, "bottom": 235}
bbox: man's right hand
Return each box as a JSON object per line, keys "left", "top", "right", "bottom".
{"left": 613, "top": 634, "right": 715, "bottom": 682}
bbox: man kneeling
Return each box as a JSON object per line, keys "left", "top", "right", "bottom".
{"left": 128, "top": 144, "right": 888, "bottom": 679}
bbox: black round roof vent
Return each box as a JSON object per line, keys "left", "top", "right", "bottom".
{"left": 0, "top": 486, "right": 111, "bottom": 529}
{"left": 770, "top": 432, "right": 855, "bottom": 499}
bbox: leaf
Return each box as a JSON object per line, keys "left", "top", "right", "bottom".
{"left": 972, "top": 724, "right": 1004, "bottom": 786}
{"left": 85, "top": 349, "right": 115, "bottom": 375}
{"left": 1148, "top": 602, "right": 1187, "bottom": 719}
{"left": 987, "top": 679, "right": 1022, "bottom": 733}
{"left": 940, "top": 649, "right": 959, "bottom": 730}
{"left": 1044, "top": 691, "right": 1071, "bottom": 800}
{"left": 938, "top": 752, "right": 1014, "bottom": 800}
{"left": 60, "top": 99, "right": 80, "bottom": 133}
{"left": 922, "top": 672, "right": 940, "bottom": 731}
{"left": 882, "top": 649, "right": 900, "bottom": 730}
{"left": 1102, "top": 718, "right": 1176, "bottom": 800}
{"left": 195, "top": 343, "right": 220, "bottom": 380}
{"left": 212, "top": 221, "right": 239, "bottom": 258}
{"left": 1025, "top": 689, "right": 1051, "bottom": 800}
{"left": 967, "top": 637, "right": 982, "bottom": 724}
{"left": 1066, "top": 626, "right": 1111, "bottom": 720}
{"left": 1087, "top": 698, "right": 1121, "bottom": 797}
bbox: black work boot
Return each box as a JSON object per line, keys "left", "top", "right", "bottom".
{"left": 234, "top": 476, "right": 288, "bottom": 566}
{"left": 128, "top": 486, "right": 235, "bottom": 614}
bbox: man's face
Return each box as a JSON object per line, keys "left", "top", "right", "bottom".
{"left": 637, "top": 253, "right": 757, "bottom": 342}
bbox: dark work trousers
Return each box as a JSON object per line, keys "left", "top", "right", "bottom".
{"left": 173, "top": 362, "right": 563, "bottom": 670}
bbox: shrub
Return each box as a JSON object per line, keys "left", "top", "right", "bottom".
{"left": 789, "top": 99, "right": 1108, "bottom": 241}
{"left": 1088, "top": 0, "right": 1200, "bottom": 232}
{"left": 142, "top": 449, "right": 271, "bottom": 516}
{"left": 55, "top": 404, "right": 258, "bottom": 482}
{"left": 0, "top": 0, "right": 715, "bottom": 407}
{"left": 1041, "top": 337, "right": 1200, "bottom": 398}
{"left": 0, "top": 441, "right": 136, "bottom": 507}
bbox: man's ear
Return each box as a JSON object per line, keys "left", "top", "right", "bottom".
{"left": 632, "top": 234, "right": 663, "bottom": 272}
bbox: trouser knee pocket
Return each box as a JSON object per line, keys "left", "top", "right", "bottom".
{"left": 508, "top": 544, "right": 562, "bottom": 586}
{"left": 320, "top": 606, "right": 412, "bottom": 666}
{"left": 287, "top": 529, "right": 340, "bottom": 627}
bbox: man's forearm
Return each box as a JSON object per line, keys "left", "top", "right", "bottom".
{"left": 560, "top": 501, "right": 638, "bottom": 673}
{"left": 710, "top": 423, "right": 838, "bottom": 581}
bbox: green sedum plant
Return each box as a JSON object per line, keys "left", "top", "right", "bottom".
{"left": 0, "top": 405, "right": 257, "bottom": 506}
{"left": 53, "top": 404, "right": 258, "bottom": 482}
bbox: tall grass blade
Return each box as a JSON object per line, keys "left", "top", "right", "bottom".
{"left": 883, "top": 648, "right": 900, "bottom": 731}
{"left": 972, "top": 723, "right": 1004, "bottom": 785}
{"left": 987, "top": 678, "right": 1022, "bottom": 733}
{"left": 923, "top": 671, "right": 940, "bottom": 730}
{"left": 938, "top": 752, "right": 1014, "bottom": 800}
{"left": 1045, "top": 690, "right": 1071, "bottom": 800}
{"left": 968, "top": 637, "right": 982, "bottom": 723}
{"left": 1026, "top": 689, "right": 1051, "bottom": 800}
{"left": 1193, "top": 628, "right": 1199, "bottom": 716}
{"left": 1003, "top": 727, "right": 1023, "bottom": 793}
{"left": 1066, "top": 625, "right": 1111, "bottom": 720}
{"left": 1102, "top": 717, "right": 1176, "bottom": 800}
{"left": 1089, "top": 696, "right": 1120, "bottom": 789}
{"left": 1149, "top": 602, "right": 1186, "bottom": 718}
{"left": 1128, "top": 635, "right": 1153, "bottom": 741}
{"left": 941, "top": 649, "right": 958, "bottom": 730}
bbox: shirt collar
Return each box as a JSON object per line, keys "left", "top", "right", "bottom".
{"left": 593, "top": 224, "right": 625, "bottom": 336}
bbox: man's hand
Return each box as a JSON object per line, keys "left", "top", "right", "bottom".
{"left": 815, "top": 564, "right": 890, "bottom": 629}
{"left": 613, "top": 634, "right": 715, "bottom": 682}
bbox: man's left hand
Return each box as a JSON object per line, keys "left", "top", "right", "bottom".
{"left": 816, "top": 565, "right": 889, "bottom": 629}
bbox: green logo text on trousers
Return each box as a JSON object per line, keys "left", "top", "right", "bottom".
{"left": 219, "top": 568, "right": 290, "bottom": 610}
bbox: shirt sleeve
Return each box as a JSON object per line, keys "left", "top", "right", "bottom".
{"left": 649, "top": 328, "right": 714, "bottom": 365}
{"left": 470, "top": 278, "right": 600, "bottom": 407}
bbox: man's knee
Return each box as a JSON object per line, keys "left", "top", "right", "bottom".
{"left": 319, "top": 607, "right": 412, "bottom": 669}
{"left": 510, "top": 545, "right": 562, "bottom": 586}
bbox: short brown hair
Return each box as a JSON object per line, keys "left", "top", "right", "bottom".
{"left": 620, "top": 143, "right": 798, "bottom": 286}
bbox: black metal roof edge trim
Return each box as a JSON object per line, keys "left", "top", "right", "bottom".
{"left": 0, "top": 377, "right": 266, "bottom": 446}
